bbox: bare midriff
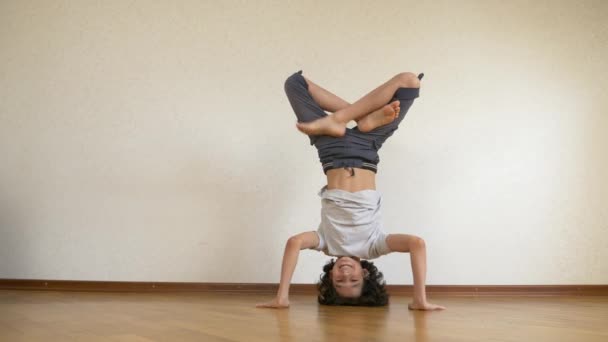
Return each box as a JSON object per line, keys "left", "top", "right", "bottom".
{"left": 326, "top": 167, "right": 376, "bottom": 192}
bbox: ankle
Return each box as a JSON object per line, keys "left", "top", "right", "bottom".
{"left": 331, "top": 112, "right": 349, "bottom": 125}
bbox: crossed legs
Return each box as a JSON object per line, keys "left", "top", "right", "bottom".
{"left": 297, "top": 72, "right": 421, "bottom": 136}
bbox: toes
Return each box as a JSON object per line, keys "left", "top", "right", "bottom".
{"left": 391, "top": 101, "right": 400, "bottom": 113}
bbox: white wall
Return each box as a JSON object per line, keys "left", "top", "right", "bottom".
{"left": 1, "top": 0, "right": 606, "bottom": 285}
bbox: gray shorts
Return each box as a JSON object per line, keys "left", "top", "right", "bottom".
{"left": 284, "top": 70, "right": 420, "bottom": 174}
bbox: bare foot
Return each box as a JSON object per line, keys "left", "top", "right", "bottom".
{"left": 357, "top": 101, "right": 400, "bottom": 133}
{"left": 296, "top": 115, "right": 346, "bottom": 137}
{"left": 408, "top": 301, "right": 446, "bottom": 311}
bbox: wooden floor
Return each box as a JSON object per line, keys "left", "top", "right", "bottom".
{"left": 1, "top": 290, "right": 607, "bottom": 341}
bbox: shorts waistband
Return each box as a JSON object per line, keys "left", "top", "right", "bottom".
{"left": 322, "top": 159, "right": 378, "bottom": 174}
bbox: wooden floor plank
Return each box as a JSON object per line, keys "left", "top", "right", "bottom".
{"left": 1, "top": 290, "right": 606, "bottom": 341}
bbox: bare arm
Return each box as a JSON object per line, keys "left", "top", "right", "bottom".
{"left": 386, "top": 234, "right": 446, "bottom": 311}
{"left": 256, "top": 231, "right": 320, "bottom": 309}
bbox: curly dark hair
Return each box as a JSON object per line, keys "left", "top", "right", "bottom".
{"left": 317, "top": 258, "right": 389, "bottom": 306}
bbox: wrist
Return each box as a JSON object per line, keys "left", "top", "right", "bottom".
{"left": 277, "top": 284, "right": 290, "bottom": 299}
{"left": 412, "top": 297, "right": 427, "bottom": 304}
{"left": 276, "top": 296, "right": 289, "bottom": 306}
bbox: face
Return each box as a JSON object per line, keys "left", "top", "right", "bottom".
{"left": 330, "top": 257, "right": 368, "bottom": 298}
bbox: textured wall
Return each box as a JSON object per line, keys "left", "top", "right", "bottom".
{"left": 1, "top": 0, "right": 606, "bottom": 284}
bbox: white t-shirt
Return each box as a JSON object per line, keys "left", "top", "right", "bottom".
{"left": 313, "top": 186, "right": 391, "bottom": 260}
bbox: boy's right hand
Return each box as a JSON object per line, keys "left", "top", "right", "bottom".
{"left": 255, "top": 297, "right": 290, "bottom": 309}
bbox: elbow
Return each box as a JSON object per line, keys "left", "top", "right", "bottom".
{"left": 413, "top": 237, "right": 426, "bottom": 250}
{"left": 286, "top": 236, "right": 302, "bottom": 248}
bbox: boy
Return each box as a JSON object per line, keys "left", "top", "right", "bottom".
{"left": 256, "top": 70, "right": 445, "bottom": 310}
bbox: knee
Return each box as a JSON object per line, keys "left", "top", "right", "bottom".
{"left": 393, "top": 72, "right": 420, "bottom": 88}
{"left": 284, "top": 71, "right": 306, "bottom": 93}
{"left": 284, "top": 74, "right": 299, "bottom": 92}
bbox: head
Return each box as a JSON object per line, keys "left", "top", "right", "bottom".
{"left": 317, "top": 257, "right": 389, "bottom": 306}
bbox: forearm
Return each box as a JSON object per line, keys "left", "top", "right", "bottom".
{"left": 410, "top": 246, "right": 428, "bottom": 302}
{"left": 385, "top": 235, "right": 444, "bottom": 311}
{"left": 276, "top": 239, "right": 302, "bottom": 299}
{"left": 386, "top": 234, "right": 429, "bottom": 302}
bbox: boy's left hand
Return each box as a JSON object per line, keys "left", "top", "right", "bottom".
{"left": 408, "top": 301, "right": 446, "bottom": 311}
{"left": 256, "top": 297, "right": 290, "bottom": 309}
